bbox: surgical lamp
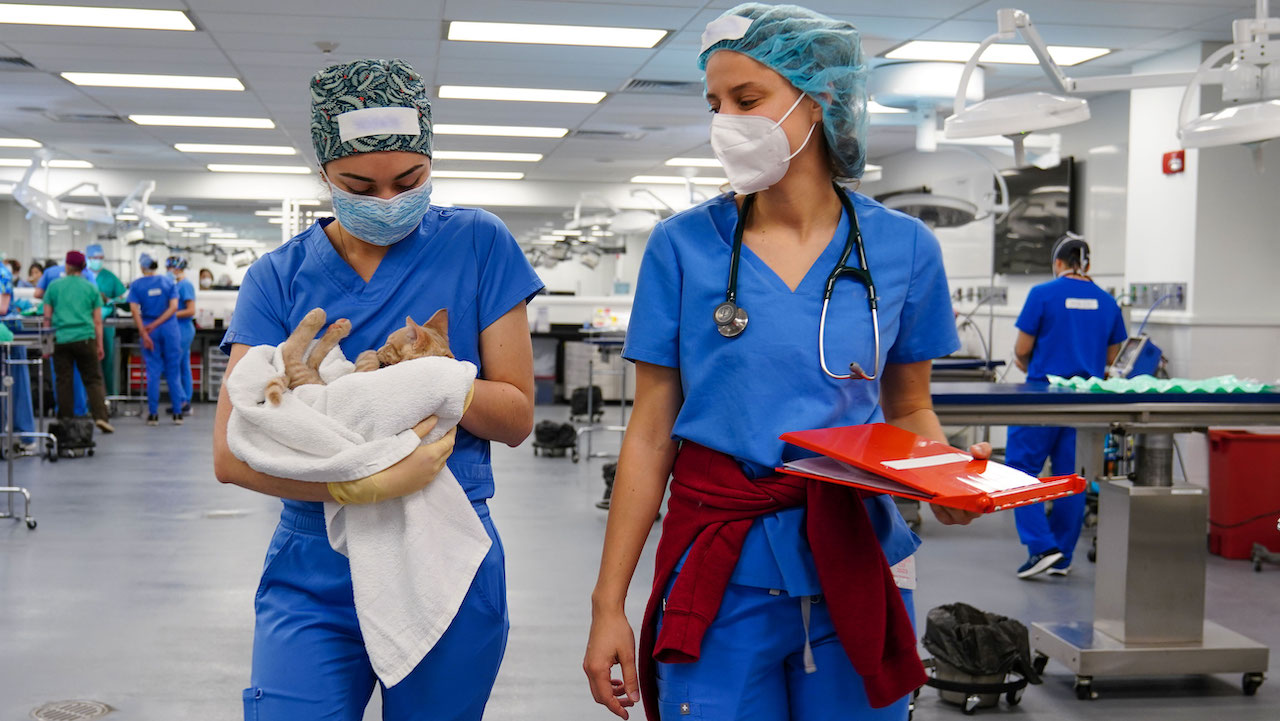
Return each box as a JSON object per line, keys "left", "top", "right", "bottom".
{"left": 879, "top": 190, "right": 978, "bottom": 229}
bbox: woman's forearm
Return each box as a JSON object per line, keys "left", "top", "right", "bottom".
{"left": 458, "top": 378, "right": 533, "bottom": 447}
{"left": 885, "top": 407, "right": 947, "bottom": 444}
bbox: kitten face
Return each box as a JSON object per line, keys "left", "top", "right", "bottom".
{"left": 376, "top": 308, "right": 453, "bottom": 366}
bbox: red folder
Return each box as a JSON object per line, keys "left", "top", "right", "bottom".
{"left": 776, "top": 423, "right": 1087, "bottom": 513}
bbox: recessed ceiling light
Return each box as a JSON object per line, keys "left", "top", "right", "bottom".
{"left": 266, "top": 218, "right": 284, "bottom": 224}
{"left": 538, "top": 234, "right": 563, "bottom": 242}
{"left": 207, "top": 164, "right": 311, "bottom": 174}
{"left": 175, "top": 143, "right": 296, "bottom": 155}
{"left": 431, "top": 170, "right": 525, "bottom": 180}
{"left": 885, "top": 40, "right": 1110, "bottom": 67}
{"left": 210, "top": 238, "right": 263, "bottom": 247}
{"left": 551, "top": 229, "right": 582, "bottom": 236}
{"left": 434, "top": 124, "right": 568, "bottom": 138}
{"left": 0, "top": 137, "right": 41, "bottom": 148}
{"left": 631, "top": 175, "right": 727, "bottom": 186}
{"left": 208, "top": 232, "right": 238, "bottom": 238}
{"left": 171, "top": 222, "right": 207, "bottom": 228}
{"left": 438, "top": 85, "right": 606, "bottom": 104}
{"left": 447, "top": 20, "right": 667, "bottom": 49}
{"left": 62, "top": 72, "right": 245, "bottom": 91}
{"left": 433, "top": 150, "right": 542, "bottom": 162}
{"left": 130, "top": 115, "right": 274, "bottom": 128}
{"left": 0, "top": 3, "right": 194, "bottom": 30}
{"left": 253, "top": 210, "right": 283, "bottom": 217}
{"left": 192, "top": 227, "right": 224, "bottom": 234}
{"left": 163, "top": 215, "right": 189, "bottom": 223}
{"left": 867, "top": 101, "right": 909, "bottom": 114}
{"left": 0, "top": 158, "right": 92, "bottom": 168}
{"left": 665, "top": 157, "right": 721, "bottom": 168}
{"left": 114, "top": 213, "right": 139, "bottom": 221}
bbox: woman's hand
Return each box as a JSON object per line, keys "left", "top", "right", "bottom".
{"left": 928, "top": 441, "right": 992, "bottom": 526}
{"left": 584, "top": 606, "right": 640, "bottom": 719}
{"left": 326, "top": 417, "right": 456, "bottom": 505}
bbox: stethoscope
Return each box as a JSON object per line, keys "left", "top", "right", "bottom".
{"left": 713, "top": 183, "right": 881, "bottom": 381}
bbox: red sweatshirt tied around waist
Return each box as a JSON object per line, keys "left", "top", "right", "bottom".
{"left": 637, "top": 442, "right": 925, "bottom": 719}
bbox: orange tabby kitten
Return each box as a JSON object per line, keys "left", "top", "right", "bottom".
{"left": 264, "top": 308, "right": 452, "bottom": 405}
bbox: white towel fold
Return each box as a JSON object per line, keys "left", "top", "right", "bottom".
{"left": 226, "top": 343, "right": 492, "bottom": 687}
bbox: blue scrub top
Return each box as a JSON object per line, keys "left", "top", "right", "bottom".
{"left": 625, "top": 190, "right": 960, "bottom": 593}
{"left": 221, "top": 209, "right": 543, "bottom": 514}
{"left": 174, "top": 278, "right": 196, "bottom": 329}
{"left": 38, "top": 264, "right": 95, "bottom": 290}
{"left": 1016, "top": 277, "right": 1127, "bottom": 383}
{"left": 127, "top": 274, "right": 178, "bottom": 324}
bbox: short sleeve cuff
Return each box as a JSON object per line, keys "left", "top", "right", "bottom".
{"left": 886, "top": 339, "right": 962, "bottom": 366}
{"left": 622, "top": 344, "right": 678, "bottom": 369}
{"left": 219, "top": 330, "right": 280, "bottom": 356}
{"left": 478, "top": 278, "right": 545, "bottom": 331}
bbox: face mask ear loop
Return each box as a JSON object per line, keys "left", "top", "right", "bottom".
{"left": 773, "top": 92, "right": 818, "bottom": 163}
{"left": 784, "top": 123, "right": 819, "bottom": 163}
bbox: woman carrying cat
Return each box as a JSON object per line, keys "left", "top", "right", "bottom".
{"left": 583, "top": 5, "right": 990, "bottom": 721}
{"left": 213, "top": 58, "right": 543, "bottom": 721}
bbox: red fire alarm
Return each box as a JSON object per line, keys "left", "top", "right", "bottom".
{"left": 1163, "top": 150, "right": 1186, "bottom": 175}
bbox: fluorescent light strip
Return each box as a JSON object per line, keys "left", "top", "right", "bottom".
{"left": 253, "top": 210, "right": 283, "bottom": 217}
{"left": 210, "top": 239, "right": 263, "bottom": 247}
{"left": 192, "top": 227, "right": 224, "bottom": 234}
{"left": 431, "top": 170, "right": 525, "bottom": 180}
{"left": 631, "top": 175, "right": 727, "bottom": 186}
{"left": 538, "top": 234, "right": 563, "bottom": 242}
{"left": 433, "top": 150, "right": 542, "bottom": 162}
{"left": 266, "top": 218, "right": 284, "bottom": 224}
{"left": 0, "top": 158, "right": 92, "bottom": 168}
{"left": 207, "top": 164, "right": 311, "bottom": 174}
{"left": 447, "top": 20, "right": 666, "bottom": 49}
{"left": 163, "top": 216, "right": 189, "bottom": 223}
{"left": 207, "top": 232, "right": 238, "bottom": 238}
{"left": 175, "top": 143, "right": 296, "bottom": 155}
{"left": 0, "top": 137, "right": 40, "bottom": 148}
{"left": 131, "top": 115, "right": 274, "bottom": 129}
{"left": 552, "top": 229, "right": 582, "bottom": 236}
{"left": 171, "top": 222, "right": 207, "bottom": 228}
{"left": 114, "top": 213, "right": 139, "bottom": 221}
{"left": 666, "top": 157, "right": 720, "bottom": 168}
{"left": 885, "top": 40, "right": 1110, "bottom": 67}
{"left": 439, "top": 85, "right": 605, "bottom": 104}
{"left": 434, "top": 124, "right": 567, "bottom": 138}
{"left": 0, "top": 3, "right": 194, "bottom": 30}
{"left": 62, "top": 72, "right": 244, "bottom": 91}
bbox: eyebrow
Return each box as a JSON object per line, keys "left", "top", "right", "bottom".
{"left": 338, "top": 164, "right": 425, "bottom": 184}
{"left": 705, "top": 82, "right": 764, "bottom": 102}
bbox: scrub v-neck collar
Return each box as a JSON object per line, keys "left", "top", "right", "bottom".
{"left": 716, "top": 192, "right": 852, "bottom": 296}
{"left": 310, "top": 216, "right": 428, "bottom": 303}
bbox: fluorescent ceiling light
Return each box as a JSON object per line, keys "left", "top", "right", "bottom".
{"left": 0, "top": 158, "right": 92, "bottom": 168}
{"left": 254, "top": 210, "right": 283, "bottom": 217}
{"left": 0, "top": 3, "right": 194, "bottom": 30}
{"left": 130, "top": 115, "right": 274, "bottom": 129}
{"left": 163, "top": 215, "right": 189, "bottom": 222}
{"left": 666, "top": 157, "right": 721, "bottom": 168}
{"left": 867, "top": 101, "right": 909, "bottom": 114}
{"left": 447, "top": 20, "right": 666, "bottom": 49}
{"left": 266, "top": 218, "right": 284, "bottom": 224}
{"left": 631, "top": 175, "right": 727, "bottom": 186}
{"left": 538, "top": 234, "right": 563, "bottom": 241}
{"left": 207, "top": 164, "right": 311, "bottom": 174}
{"left": 62, "top": 72, "right": 244, "bottom": 91}
{"left": 886, "top": 40, "right": 1109, "bottom": 67}
{"left": 439, "top": 85, "right": 605, "bottom": 104}
{"left": 208, "top": 232, "right": 238, "bottom": 238}
{"left": 175, "top": 143, "right": 296, "bottom": 155}
{"left": 431, "top": 170, "right": 525, "bottom": 180}
{"left": 171, "top": 222, "right": 207, "bottom": 228}
{"left": 434, "top": 123, "right": 568, "bottom": 138}
{"left": 192, "top": 227, "right": 224, "bottom": 234}
{"left": 433, "top": 150, "right": 542, "bottom": 162}
{"left": 114, "top": 213, "right": 139, "bottom": 221}
{"left": 551, "top": 229, "right": 582, "bottom": 236}
{"left": 0, "top": 137, "right": 40, "bottom": 148}
{"left": 210, "top": 238, "right": 263, "bottom": 247}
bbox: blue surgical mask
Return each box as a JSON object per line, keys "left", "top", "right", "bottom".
{"left": 87, "top": 259, "right": 103, "bottom": 272}
{"left": 328, "top": 179, "right": 432, "bottom": 246}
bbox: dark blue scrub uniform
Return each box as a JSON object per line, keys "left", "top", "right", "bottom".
{"left": 127, "top": 274, "right": 186, "bottom": 416}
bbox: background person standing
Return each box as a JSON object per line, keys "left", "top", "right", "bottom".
{"left": 42, "top": 251, "right": 113, "bottom": 434}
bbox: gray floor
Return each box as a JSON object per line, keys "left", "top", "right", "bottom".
{"left": 1, "top": 405, "right": 1277, "bottom": 720}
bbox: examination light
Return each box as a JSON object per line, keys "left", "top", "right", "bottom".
{"left": 880, "top": 192, "right": 978, "bottom": 230}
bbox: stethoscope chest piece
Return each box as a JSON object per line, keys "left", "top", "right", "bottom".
{"left": 714, "top": 301, "right": 748, "bottom": 337}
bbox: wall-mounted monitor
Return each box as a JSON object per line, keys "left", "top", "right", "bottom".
{"left": 993, "top": 158, "right": 1077, "bottom": 275}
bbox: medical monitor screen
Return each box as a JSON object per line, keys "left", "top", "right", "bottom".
{"left": 993, "top": 158, "right": 1077, "bottom": 275}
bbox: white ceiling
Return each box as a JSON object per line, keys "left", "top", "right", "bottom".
{"left": 0, "top": 0, "right": 1260, "bottom": 187}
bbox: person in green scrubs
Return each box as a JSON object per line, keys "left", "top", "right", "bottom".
{"left": 85, "top": 244, "right": 127, "bottom": 397}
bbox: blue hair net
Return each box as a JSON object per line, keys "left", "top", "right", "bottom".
{"left": 85, "top": 243, "right": 105, "bottom": 258}
{"left": 166, "top": 255, "right": 188, "bottom": 271}
{"left": 699, "top": 3, "right": 868, "bottom": 180}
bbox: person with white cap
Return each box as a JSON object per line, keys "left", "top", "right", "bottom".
{"left": 127, "top": 253, "right": 187, "bottom": 426}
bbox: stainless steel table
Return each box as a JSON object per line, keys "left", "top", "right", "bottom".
{"left": 932, "top": 382, "right": 1280, "bottom": 699}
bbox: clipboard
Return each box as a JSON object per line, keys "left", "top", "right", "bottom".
{"left": 776, "top": 423, "right": 1087, "bottom": 513}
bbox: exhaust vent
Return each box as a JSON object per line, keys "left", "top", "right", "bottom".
{"left": 45, "top": 112, "right": 126, "bottom": 124}
{"left": 620, "top": 78, "right": 703, "bottom": 96}
{"left": 0, "top": 56, "right": 37, "bottom": 71}
{"left": 568, "top": 129, "right": 646, "bottom": 141}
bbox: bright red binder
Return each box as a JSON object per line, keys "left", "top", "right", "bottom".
{"left": 776, "top": 423, "right": 1087, "bottom": 513}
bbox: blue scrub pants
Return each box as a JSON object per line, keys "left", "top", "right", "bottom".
{"left": 142, "top": 321, "right": 186, "bottom": 416}
{"left": 177, "top": 321, "right": 195, "bottom": 405}
{"left": 655, "top": 580, "right": 915, "bottom": 721}
{"left": 1007, "top": 426, "right": 1086, "bottom": 564}
{"left": 245, "top": 503, "right": 509, "bottom": 721}
{"left": 1, "top": 346, "right": 36, "bottom": 444}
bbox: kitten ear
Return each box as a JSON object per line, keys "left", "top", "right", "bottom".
{"left": 404, "top": 315, "right": 419, "bottom": 342}
{"left": 425, "top": 308, "right": 449, "bottom": 336}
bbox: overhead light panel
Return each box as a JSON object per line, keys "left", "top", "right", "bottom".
{"left": 0, "top": 138, "right": 41, "bottom": 148}
{"left": 434, "top": 123, "right": 568, "bottom": 138}
{"left": 208, "top": 232, "right": 238, "bottom": 238}
{"left": 114, "top": 213, "right": 139, "bottom": 221}
{"left": 887, "top": 40, "right": 1109, "bottom": 67}
{"left": 266, "top": 218, "right": 284, "bottom": 224}
{"left": 665, "top": 157, "right": 721, "bottom": 168}
{"left": 447, "top": 20, "right": 667, "bottom": 49}
{"left": 0, "top": 158, "right": 92, "bottom": 168}
{"left": 192, "top": 227, "right": 224, "bottom": 234}
{"left": 171, "top": 222, "right": 207, "bottom": 228}
{"left": 62, "top": 72, "right": 245, "bottom": 91}
{"left": 551, "top": 229, "right": 582, "bottom": 236}
{"left": 131, "top": 115, "right": 274, "bottom": 128}
{"left": 631, "top": 175, "right": 727, "bottom": 186}
{"left": 175, "top": 143, "right": 296, "bottom": 155}
{"left": 163, "top": 215, "right": 189, "bottom": 223}
{"left": 433, "top": 150, "right": 542, "bottom": 162}
{"left": 207, "top": 164, "right": 311, "bottom": 174}
{"left": 431, "top": 170, "right": 525, "bottom": 180}
{"left": 0, "top": 3, "right": 195, "bottom": 31}
{"left": 210, "top": 238, "right": 263, "bottom": 247}
{"left": 254, "top": 210, "right": 283, "bottom": 217}
{"left": 439, "top": 85, "right": 606, "bottom": 104}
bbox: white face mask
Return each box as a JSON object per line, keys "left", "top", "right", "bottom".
{"left": 710, "top": 92, "right": 818, "bottom": 195}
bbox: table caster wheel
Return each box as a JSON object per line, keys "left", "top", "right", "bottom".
{"left": 1074, "top": 677, "right": 1095, "bottom": 700}
{"left": 1006, "top": 688, "right": 1023, "bottom": 706}
{"left": 571, "top": 449, "right": 580, "bottom": 463}
{"left": 1243, "top": 672, "right": 1264, "bottom": 696}
{"left": 88, "top": 449, "right": 94, "bottom": 456}
{"left": 962, "top": 694, "right": 980, "bottom": 715}
{"left": 26, "top": 519, "right": 36, "bottom": 529}
{"left": 1032, "top": 652, "right": 1049, "bottom": 675}
{"left": 1255, "top": 559, "right": 1264, "bottom": 572}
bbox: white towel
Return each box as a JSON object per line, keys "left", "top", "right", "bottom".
{"left": 225, "top": 343, "right": 492, "bottom": 687}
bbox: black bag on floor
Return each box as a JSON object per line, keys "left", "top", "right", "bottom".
{"left": 570, "top": 385, "right": 603, "bottom": 418}
{"left": 48, "top": 416, "right": 96, "bottom": 459}
{"left": 922, "top": 602, "right": 1042, "bottom": 684}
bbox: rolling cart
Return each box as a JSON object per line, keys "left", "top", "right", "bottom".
{"left": 572, "top": 331, "right": 630, "bottom": 463}
{"left": 0, "top": 342, "right": 36, "bottom": 528}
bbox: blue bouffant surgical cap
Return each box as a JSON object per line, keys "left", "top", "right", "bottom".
{"left": 699, "top": 3, "right": 869, "bottom": 180}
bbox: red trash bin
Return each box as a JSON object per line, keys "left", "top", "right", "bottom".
{"left": 1207, "top": 430, "right": 1280, "bottom": 559}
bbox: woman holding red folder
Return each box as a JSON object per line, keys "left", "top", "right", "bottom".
{"left": 583, "top": 4, "right": 990, "bottom": 721}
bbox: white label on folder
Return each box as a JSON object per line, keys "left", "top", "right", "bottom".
{"left": 956, "top": 462, "right": 1040, "bottom": 494}
{"left": 881, "top": 453, "right": 972, "bottom": 471}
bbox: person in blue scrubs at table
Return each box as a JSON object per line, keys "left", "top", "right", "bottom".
{"left": 127, "top": 253, "right": 187, "bottom": 426}
{"left": 1009, "top": 234, "right": 1127, "bottom": 579}
{"left": 166, "top": 256, "right": 196, "bottom": 413}
{"left": 583, "top": 6, "right": 988, "bottom": 721}
{"left": 0, "top": 261, "right": 37, "bottom": 452}
{"left": 212, "top": 59, "right": 541, "bottom": 721}
{"left": 36, "top": 252, "right": 96, "bottom": 418}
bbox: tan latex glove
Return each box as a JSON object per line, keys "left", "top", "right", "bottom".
{"left": 327, "top": 417, "right": 456, "bottom": 505}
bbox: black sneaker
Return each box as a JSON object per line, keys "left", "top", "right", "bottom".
{"left": 146, "top": 414, "right": 159, "bottom": 426}
{"left": 1017, "top": 549, "right": 1065, "bottom": 579}
{"left": 181, "top": 402, "right": 191, "bottom": 414}
{"left": 173, "top": 413, "right": 184, "bottom": 426}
